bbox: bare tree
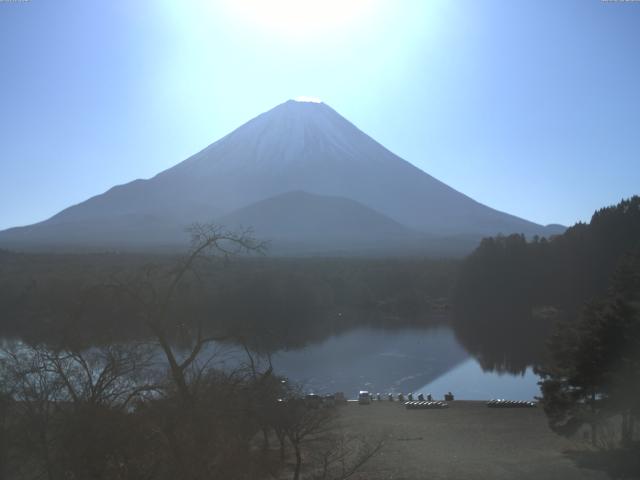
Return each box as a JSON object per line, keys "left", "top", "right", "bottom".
{"left": 1, "top": 343, "right": 65, "bottom": 480}
{"left": 280, "top": 401, "right": 336, "bottom": 480}
{"left": 109, "top": 223, "right": 265, "bottom": 404}
{"left": 41, "top": 343, "right": 158, "bottom": 410}
{"left": 95, "top": 224, "right": 267, "bottom": 480}
{"left": 0, "top": 341, "right": 160, "bottom": 480}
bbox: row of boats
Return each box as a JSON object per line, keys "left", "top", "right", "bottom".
{"left": 403, "top": 400, "right": 537, "bottom": 410}
{"left": 359, "top": 391, "right": 454, "bottom": 404}
{"left": 357, "top": 391, "right": 537, "bottom": 409}
{"left": 404, "top": 401, "right": 449, "bottom": 409}
{"left": 486, "top": 399, "right": 537, "bottom": 408}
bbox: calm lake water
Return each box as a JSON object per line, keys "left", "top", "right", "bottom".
{"left": 2, "top": 326, "right": 540, "bottom": 402}
{"left": 265, "top": 327, "right": 541, "bottom": 401}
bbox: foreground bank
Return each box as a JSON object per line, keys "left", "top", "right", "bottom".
{"left": 336, "top": 401, "right": 609, "bottom": 480}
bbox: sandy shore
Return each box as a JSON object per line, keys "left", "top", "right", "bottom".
{"left": 338, "top": 400, "right": 609, "bottom": 480}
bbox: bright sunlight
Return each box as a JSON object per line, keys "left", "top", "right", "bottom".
{"left": 221, "top": 0, "right": 379, "bottom": 38}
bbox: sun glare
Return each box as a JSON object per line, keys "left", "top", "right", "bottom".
{"left": 221, "top": 0, "right": 378, "bottom": 38}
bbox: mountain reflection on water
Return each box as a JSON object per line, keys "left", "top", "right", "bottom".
{"left": 262, "top": 327, "right": 540, "bottom": 400}
{"left": 1, "top": 325, "right": 541, "bottom": 401}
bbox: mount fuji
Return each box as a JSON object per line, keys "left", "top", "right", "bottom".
{"left": 0, "top": 99, "right": 563, "bottom": 255}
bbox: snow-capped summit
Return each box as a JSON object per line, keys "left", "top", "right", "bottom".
{"left": 293, "top": 96, "right": 322, "bottom": 103}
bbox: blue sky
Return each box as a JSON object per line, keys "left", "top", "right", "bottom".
{"left": 1, "top": 0, "right": 638, "bottom": 230}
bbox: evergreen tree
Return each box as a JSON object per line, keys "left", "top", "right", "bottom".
{"left": 537, "top": 251, "right": 640, "bottom": 446}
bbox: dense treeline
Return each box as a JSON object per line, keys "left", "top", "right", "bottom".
{"left": 454, "top": 196, "right": 640, "bottom": 372}
{"left": 0, "top": 246, "right": 457, "bottom": 351}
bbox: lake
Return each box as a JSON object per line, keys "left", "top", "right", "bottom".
{"left": 1, "top": 325, "right": 541, "bottom": 402}
{"left": 265, "top": 326, "right": 541, "bottom": 400}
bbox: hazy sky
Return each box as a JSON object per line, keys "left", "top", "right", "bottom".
{"left": 1, "top": 0, "right": 639, "bottom": 230}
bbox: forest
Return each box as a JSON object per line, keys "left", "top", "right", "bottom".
{"left": 0, "top": 247, "right": 456, "bottom": 351}
{"left": 454, "top": 196, "right": 640, "bottom": 373}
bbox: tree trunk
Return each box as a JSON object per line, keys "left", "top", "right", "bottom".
{"left": 156, "top": 335, "right": 191, "bottom": 404}
{"left": 38, "top": 424, "right": 55, "bottom": 480}
{"left": 293, "top": 442, "right": 302, "bottom": 480}
{"left": 276, "top": 431, "right": 286, "bottom": 462}
{"left": 621, "top": 410, "right": 633, "bottom": 447}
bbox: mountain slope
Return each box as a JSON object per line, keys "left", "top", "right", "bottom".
{"left": 0, "top": 99, "right": 562, "bottom": 252}
{"left": 218, "top": 191, "right": 423, "bottom": 254}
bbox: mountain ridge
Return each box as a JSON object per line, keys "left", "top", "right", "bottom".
{"left": 0, "top": 99, "right": 564, "bottom": 254}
